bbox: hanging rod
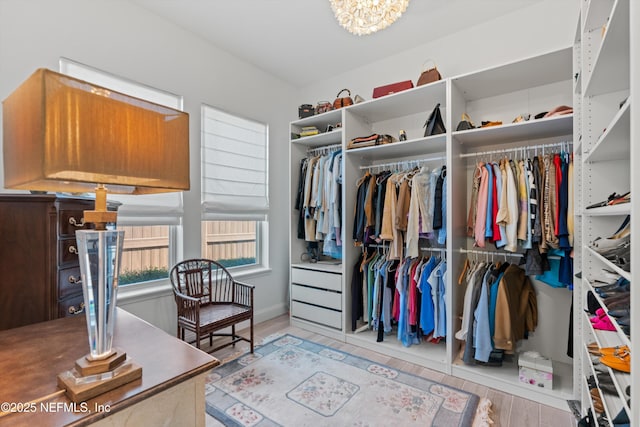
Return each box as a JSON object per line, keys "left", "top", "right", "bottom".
{"left": 420, "top": 247, "right": 446, "bottom": 252}
{"left": 458, "top": 248, "right": 524, "bottom": 258}
{"left": 359, "top": 156, "right": 446, "bottom": 171}
{"left": 459, "top": 141, "right": 573, "bottom": 159}
{"left": 306, "top": 143, "right": 342, "bottom": 156}
{"left": 365, "top": 243, "right": 446, "bottom": 253}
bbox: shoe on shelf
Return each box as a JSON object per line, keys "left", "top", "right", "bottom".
{"left": 608, "top": 308, "right": 630, "bottom": 318}
{"left": 589, "top": 344, "right": 630, "bottom": 357}
{"left": 600, "top": 349, "right": 631, "bottom": 373}
{"left": 590, "top": 269, "right": 623, "bottom": 286}
{"left": 608, "top": 191, "right": 630, "bottom": 206}
{"left": 616, "top": 316, "right": 631, "bottom": 327}
{"left": 604, "top": 295, "right": 630, "bottom": 309}
{"left": 591, "top": 316, "right": 617, "bottom": 331}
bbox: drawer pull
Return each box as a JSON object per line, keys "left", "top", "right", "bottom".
{"left": 68, "top": 217, "right": 85, "bottom": 227}
{"left": 68, "top": 302, "right": 85, "bottom": 315}
{"left": 68, "top": 246, "right": 78, "bottom": 254}
{"left": 68, "top": 275, "right": 82, "bottom": 284}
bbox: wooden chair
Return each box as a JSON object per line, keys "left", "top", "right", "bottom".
{"left": 170, "top": 258, "right": 254, "bottom": 353}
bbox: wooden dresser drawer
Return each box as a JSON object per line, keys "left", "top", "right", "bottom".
{"left": 58, "top": 294, "right": 85, "bottom": 318}
{"left": 291, "top": 301, "right": 341, "bottom": 329}
{"left": 59, "top": 238, "right": 80, "bottom": 265}
{"left": 291, "top": 267, "right": 342, "bottom": 292}
{"left": 58, "top": 266, "right": 83, "bottom": 300}
{"left": 291, "top": 284, "right": 341, "bottom": 310}
{"left": 59, "top": 209, "right": 89, "bottom": 237}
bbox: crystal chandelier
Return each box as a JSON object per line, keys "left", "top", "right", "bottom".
{"left": 329, "top": 0, "right": 410, "bottom": 36}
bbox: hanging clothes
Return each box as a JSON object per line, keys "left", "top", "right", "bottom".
{"left": 295, "top": 149, "right": 343, "bottom": 259}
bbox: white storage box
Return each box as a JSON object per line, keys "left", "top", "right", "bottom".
{"left": 518, "top": 351, "right": 553, "bottom": 389}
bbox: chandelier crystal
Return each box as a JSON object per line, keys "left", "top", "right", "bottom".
{"left": 329, "top": 0, "right": 410, "bottom": 36}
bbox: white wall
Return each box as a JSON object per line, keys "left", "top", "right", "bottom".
{"left": 296, "top": 0, "right": 578, "bottom": 103}
{"left": 0, "top": 0, "right": 578, "bottom": 336}
{"left": 0, "top": 0, "right": 296, "bottom": 334}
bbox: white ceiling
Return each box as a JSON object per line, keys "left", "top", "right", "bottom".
{"left": 129, "top": 0, "right": 542, "bottom": 88}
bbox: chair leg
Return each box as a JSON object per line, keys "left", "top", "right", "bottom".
{"left": 232, "top": 325, "right": 236, "bottom": 347}
{"left": 209, "top": 332, "right": 213, "bottom": 347}
{"left": 250, "top": 316, "right": 254, "bottom": 353}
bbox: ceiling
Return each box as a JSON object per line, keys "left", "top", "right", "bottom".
{"left": 129, "top": 0, "right": 542, "bottom": 88}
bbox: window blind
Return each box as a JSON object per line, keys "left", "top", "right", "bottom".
{"left": 201, "top": 106, "right": 269, "bottom": 221}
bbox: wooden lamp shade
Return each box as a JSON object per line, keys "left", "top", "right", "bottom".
{"left": 2, "top": 68, "right": 190, "bottom": 196}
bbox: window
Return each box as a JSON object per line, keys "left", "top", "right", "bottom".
{"left": 59, "top": 58, "right": 183, "bottom": 285}
{"left": 201, "top": 105, "right": 269, "bottom": 269}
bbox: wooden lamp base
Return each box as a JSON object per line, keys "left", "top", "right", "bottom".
{"left": 57, "top": 349, "right": 142, "bottom": 403}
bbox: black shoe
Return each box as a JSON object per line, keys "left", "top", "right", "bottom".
{"left": 608, "top": 308, "right": 630, "bottom": 318}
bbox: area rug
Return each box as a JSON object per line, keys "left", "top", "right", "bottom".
{"left": 205, "top": 334, "right": 492, "bottom": 426}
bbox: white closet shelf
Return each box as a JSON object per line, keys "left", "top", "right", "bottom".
{"left": 584, "top": 0, "right": 630, "bottom": 97}
{"left": 292, "top": 109, "right": 342, "bottom": 128}
{"left": 583, "top": 102, "right": 629, "bottom": 163}
{"left": 451, "top": 359, "right": 574, "bottom": 410}
{"left": 292, "top": 128, "right": 343, "bottom": 147}
{"left": 346, "top": 80, "right": 446, "bottom": 123}
{"left": 453, "top": 115, "right": 572, "bottom": 147}
{"left": 345, "top": 135, "right": 446, "bottom": 161}
{"left": 582, "top": 353, "right": 628, "bottom": 425}
{"left": 584, "top": 280, "right": 631, "bottom": 348}
{"left": 452, "top": 48, "right": 571, "bottom": 101}
{"left": 582, "top": 204, "right": 630, "bottom": 217}
{"left": 583, "top": 317, "right": 631, "bottom": 417}
{"left": 583, "top": 0, "right": 615, "bottom": 32}
{"left": 584, "top": 247, "right": 631, "bottom": 282}
{"left": 344, "top": 330, "right": 448, "bottom": 372}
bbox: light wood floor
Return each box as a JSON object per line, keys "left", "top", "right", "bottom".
{"left": 201, "top": 314, "right": 576, "bottom": 427}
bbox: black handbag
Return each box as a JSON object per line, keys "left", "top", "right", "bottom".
{"left": 424, "top": 103, "right": 446, "bottom": 136}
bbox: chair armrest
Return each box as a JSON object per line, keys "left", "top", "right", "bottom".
{"left": 234, "top": 281, "right": 255, "bottom": 290}
{"left": 232, "top": 281, "right": 254, "bottom": 306}
{"left": 173, "top": 290, "right": 201, "bottom": 322}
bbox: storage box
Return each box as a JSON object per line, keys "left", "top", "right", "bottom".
{"left": 372, "top": 80, "right": 414, "bottom": 98}
{"left": 518, "top": 352, "right": 553, "bottom": 389}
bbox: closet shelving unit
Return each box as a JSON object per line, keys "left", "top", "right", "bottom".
{"left": 448, "top": 48, "right": 576, "bottom": 410}
{"left": 341, "top": 80, "right": 450, "bottom": 372}
{"left": 288, "top": 46, "right": 577, "bottom": 410}
{"left": 289, "top": 108, "right": 345, "bottom": 341}
{"left": 576, "top": 0, "right": 635, "bottom": 424}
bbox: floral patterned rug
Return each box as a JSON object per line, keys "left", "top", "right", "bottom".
{"left": 205, "top": 334, "right": 491, "bottom": 426}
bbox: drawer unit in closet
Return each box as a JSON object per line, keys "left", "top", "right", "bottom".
{"left": 0, "top": 195, "right": 118, "bottom": 331}
{"left": 290, "top": 264, "right": 343, "bottom": 330}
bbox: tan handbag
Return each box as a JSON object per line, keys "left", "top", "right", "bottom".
{"left": 333, "top": 89, "right": 354, "bottom": 110}
{"left": 417, "top": 60, "right": 442, "bottom": 86}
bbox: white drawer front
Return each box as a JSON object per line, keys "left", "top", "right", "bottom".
{"left": 291, "top": 301, "right": 342, "bottom": 329}
{"left": 292, "top": 284, "right": 341, "bottom": 310}
{"left": 291, "top": 268, "right": 342, "bottom": 292}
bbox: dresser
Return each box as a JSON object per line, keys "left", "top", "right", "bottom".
{"left": 0, "top": 194, "right": 119, "bottom": 331}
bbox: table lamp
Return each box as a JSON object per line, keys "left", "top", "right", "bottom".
{"left": 2, "top": 68, "right": 190, "bottom": 401}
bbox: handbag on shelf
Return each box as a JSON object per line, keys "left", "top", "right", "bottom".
{"left": 372, "top": 80, "right": 414, "bottom": 98}
{"left": 298, "top": 104, "right": 314, "bottom": 119}
{"left": 455, "top": 113, "right": 475, "bottom": 131}
{"left": 423, "top": 103, "right": 446, "bottom": 136}
{"left": 416, "top": 60, "right": 442, "bottom": 86}
{"left": 316, "top": 101, "right": 333, "bottom": 115}
{"left": 333, "top": 89, "right": 354, "bottom": 110}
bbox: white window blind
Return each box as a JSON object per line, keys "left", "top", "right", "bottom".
{"left": 201, "top": 105, "right": 269, "bottom": 221}
{"left": 59, "top": 58, "right": 185, "bottom": 226}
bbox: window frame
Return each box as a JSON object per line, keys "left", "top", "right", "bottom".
{"left": 200, "top": 104, "right": 270, "bottom": 274}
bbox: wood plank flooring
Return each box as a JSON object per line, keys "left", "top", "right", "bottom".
{"left": 200, "top": 314, "right": 576, "bottom": 427}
